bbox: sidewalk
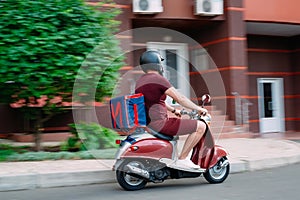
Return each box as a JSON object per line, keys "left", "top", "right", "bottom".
{"left": 0, "top": 137, "right": 300, "bottom": 191}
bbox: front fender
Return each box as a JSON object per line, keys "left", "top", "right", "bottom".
{"left": 209, "top": 145, "right": 228, "bottom": 168}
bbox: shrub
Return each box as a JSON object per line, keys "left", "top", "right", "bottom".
{"left": 61, "top": 123, "right": 120, "bottom": 151}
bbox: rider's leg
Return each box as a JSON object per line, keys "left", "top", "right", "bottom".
{"left": 179, "top": 121, "right": 206, "bottom": 160}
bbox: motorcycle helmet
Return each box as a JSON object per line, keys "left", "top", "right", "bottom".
{"left": 139, "top": 50, "right": 164, "bottom": 75}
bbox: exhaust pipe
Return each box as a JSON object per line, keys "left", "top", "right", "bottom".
{"left": 126, "top": 164, "right": 150, "bottom": 179}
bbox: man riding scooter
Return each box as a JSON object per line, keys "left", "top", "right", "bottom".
{"left": 135, "top": 50, "right": 208, "bottom": 170}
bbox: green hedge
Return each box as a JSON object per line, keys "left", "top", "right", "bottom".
{"left": 0, "top": 122, "right": 122, "bottom": 162}
{"left": 1, "top": 148, "right": 117, "bottom": 162}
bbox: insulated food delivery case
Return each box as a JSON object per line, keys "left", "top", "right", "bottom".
{"left": 110, "top": 93, "right": 146, "bottom": 129}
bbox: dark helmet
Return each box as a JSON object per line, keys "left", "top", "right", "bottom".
{"left": 139, "top": 50, "right": 164, "bottom": 74}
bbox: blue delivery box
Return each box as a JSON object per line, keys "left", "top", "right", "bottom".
{"left": 110, "top": 93, "right": 147, "bottom": 129}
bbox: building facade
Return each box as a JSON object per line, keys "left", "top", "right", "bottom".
{"left": 103, "top": 0, "right": 300, "bottom": 134}
{"left": 1, "top": 0, "right": 299, "bottom": 139}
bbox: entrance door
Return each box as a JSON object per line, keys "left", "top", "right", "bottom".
{"left": 147, "top": 42, "right": 190, "bottom": 105}
{"left": 257, "top": 78, "right": 285, "bottom": 133}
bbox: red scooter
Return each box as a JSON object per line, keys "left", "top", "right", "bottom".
{"left": 113, "top": 94, "right": 230, "bottom": 191}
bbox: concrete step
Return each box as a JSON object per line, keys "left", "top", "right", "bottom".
{"left": 206, "top": 107, "right": 253, "bottom": 136}
{"left": 211, "top": 115, "right": 229, "bottom": 121}
{"left": 209, "top": 110, "right": 223, "bottom": 115}
{"left": 210, "top": 120, "right": 235, "bottom": 127}
{"left": 214, "top": 132, "right": 254, "bottom": 139}
{"left": 210, "top": 126, "right": 236, "bottom": 134}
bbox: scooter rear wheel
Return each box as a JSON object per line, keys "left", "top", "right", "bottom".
{"left": 204, "top": 157, "right": 230, "bottom": 184}
{"left": 116, "top": 160, "right": 147, "bottom": 191}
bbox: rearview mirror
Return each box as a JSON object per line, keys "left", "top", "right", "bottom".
{"left": 201, "top": 94, "right": 211, "bottom": 105}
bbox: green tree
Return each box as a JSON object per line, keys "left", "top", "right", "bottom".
{"left": 0, "top": 0, "right": 124, "bottom": 151}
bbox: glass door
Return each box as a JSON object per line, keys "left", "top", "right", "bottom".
{"left": 257, "top": 78, "right": 285, "bottom": 133}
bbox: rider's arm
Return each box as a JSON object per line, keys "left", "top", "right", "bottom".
{"left": 165, "top": 87, "right": 207, "bottom": 113}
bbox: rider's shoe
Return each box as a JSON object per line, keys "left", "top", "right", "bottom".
{"left": 173, "top": 159, "right": 202, "bottom": 170}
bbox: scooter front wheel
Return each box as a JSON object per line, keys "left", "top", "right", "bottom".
{"left": 204, "top": 157, "right": 230, "bottom": 184}
{"left": 116, "top": 160, "right": 147, "bottom": 191}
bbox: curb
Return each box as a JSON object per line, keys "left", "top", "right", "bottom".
{"left": 0, "top": 170, "right": 115, "bottom": 192}
{"left": 229, "top": 154, "right": 300, "bottom": 173}
{"left": 1, "top": 154, "right": 300, "bottom": 192}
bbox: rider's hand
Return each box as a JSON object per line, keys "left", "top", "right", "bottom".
{"left": 198, "top": 108, "right": 208, "bottom": 116}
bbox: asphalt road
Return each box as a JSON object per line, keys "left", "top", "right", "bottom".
{"left": 2, "top": 163, "right": 300, "bottom": 200}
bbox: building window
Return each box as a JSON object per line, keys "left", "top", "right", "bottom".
{"left": 191, "top": 48, "right": 209, "bottom": 71}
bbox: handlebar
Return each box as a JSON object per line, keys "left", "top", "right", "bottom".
{"left": 180, "top": 109, "right": 200, "bottom": 119}
{"left": 180, "top": 109, "right": 211, "bottom": 124}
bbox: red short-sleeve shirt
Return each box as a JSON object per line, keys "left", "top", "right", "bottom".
{"left": 135, "top": 73, "right": 197, "bottom": 136}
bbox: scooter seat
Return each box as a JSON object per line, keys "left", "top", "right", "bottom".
{"left": 148, "top": 129, "right": 179, "bottom": 141}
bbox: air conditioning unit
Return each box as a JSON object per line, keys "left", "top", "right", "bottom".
{"left": 195, "top": 0, "right": 224, "bottom": 16}
{"left": 133, "top": 0, "right": 163, "bottom": 14}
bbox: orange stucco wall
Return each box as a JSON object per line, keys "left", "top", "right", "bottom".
{"left": 244, "top": 0, "right": 300, "bottom": 24}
